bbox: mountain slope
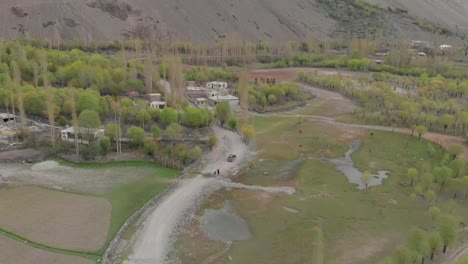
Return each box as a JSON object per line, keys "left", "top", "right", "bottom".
{"left": 0, "top": 0, "right": 466, "bottom": 43}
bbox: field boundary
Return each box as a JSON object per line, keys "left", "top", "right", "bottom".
{"left": 0, "top": 227, "right": 101, "bottom": 259}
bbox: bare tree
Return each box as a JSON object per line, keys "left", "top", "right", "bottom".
{"left": 144, "top": 52, "right": 154, "bottom": 95}
{"left": 68, "top": 87, "right": 79, "bottom": 157}
{"left": 239, "top": 70, "right": 249, "bottom": 125}
{"left": 41, "top": 51, "right": 56, "bottom": 147}
{"left": 11, "top": 61, "right": 25, "bottom": 129}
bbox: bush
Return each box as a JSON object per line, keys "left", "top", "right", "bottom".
{"left": 100, "top": 137, "right": 111, "bottom": 155}
{"left": 127, "top": 126, "right": 146, "bottom": 146}
{"left": 160, "top": 107, "right": 178, "bottom": 126}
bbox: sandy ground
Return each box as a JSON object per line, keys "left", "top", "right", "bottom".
{"left": 0, "top": 235, "right": 94, "bottom": 264}
{"left": 0, "top": 186, "right": 111, "bottom": 252}
{"left": 126, "top": 126, "right": 252, "bottom": 263}
{"left": 0, "top": 148, "right": 41, "bottom": 162}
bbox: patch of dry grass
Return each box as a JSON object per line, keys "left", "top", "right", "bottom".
{"left": 0, "top": 186, "right": 111, "bottom": 252}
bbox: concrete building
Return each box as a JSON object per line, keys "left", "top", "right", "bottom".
{"left": 150, "top": 101, "right": 167, "bottom": 110}
{"left": 208, "top": 95, "right": 239, "bottom": 109}
{"left": 0, "top": 113, "right": 15, "bottom": 123}
{"left": 206, "top": 81, "right": 228, "bottom": 89}
{"left": 186, "top": 86, "right": 206, "bottom": 97}
{"left": 61, "top": 126, "right": 104, "bottom": 144}
{"left": 195, "top": 98, "right": 207, "bottom": 107}
{"left": 147, "top": 93, "right": 162, "bottom": 101}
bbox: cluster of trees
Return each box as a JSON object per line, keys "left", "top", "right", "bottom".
{"left": 399, "top": 144, "right": 466, "bottom": 199}
{"left": 298, "top": 72, "right": 468, "bottom": 136}
{"left": 184, "top": 66, "right": 238, "bottom": 83}
{"left": 245, "top": 82, "right": 308, "bottom": 109}
{"left": 378, "top": 215, "right": 458, "bottom": 264}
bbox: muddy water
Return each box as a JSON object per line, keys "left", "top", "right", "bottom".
{"left": 200, "top": 201, "right": 252, "bottom": 242}
{"left": 319, "top": 140, "right": 390, "bottom": 190}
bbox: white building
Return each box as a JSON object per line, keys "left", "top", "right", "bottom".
{"left": 150, "top": 101, "right": 167, "bottom": 110}
{"left": 195, "top": 98, "right": 207, "bottom": 107}
{"left": 147, "top": 93, "right": 162, "bottom": 101}
{"left": 0, "top": 113, "right": 15, "bottom": 123}
{"left": 206, "top": 81, "right": 228, "bottom": 89}
{"left": 61, "top": 126, "right": 104, "bottom": 144}
{"left": 208, "top": 95, "right": 239, "bottom": 109}
{"left": 206, "top": 89, "right": 220, "bottom": 98}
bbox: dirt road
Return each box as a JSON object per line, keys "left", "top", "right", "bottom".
{"left": 126, "top": 127, "right": 252, "bottom": 263}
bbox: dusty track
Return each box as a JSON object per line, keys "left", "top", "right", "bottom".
{"left": 126, "top": 127, "right": 253, "bottom": 263}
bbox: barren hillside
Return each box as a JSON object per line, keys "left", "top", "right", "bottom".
{"left": 0, "top": 0, "right": 466, "bottom": 43}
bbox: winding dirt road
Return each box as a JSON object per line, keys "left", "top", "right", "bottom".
{"left": 126, "top": 127, "right": 252, "bottom": 263}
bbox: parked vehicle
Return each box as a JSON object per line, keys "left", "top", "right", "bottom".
{"left": 227, "top": 154, "right": 237, "bottom": 162}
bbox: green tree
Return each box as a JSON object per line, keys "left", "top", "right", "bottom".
{"left": 78, "top": 110, "right": 101, "bottom": 129}
{"left": 127, "top": 126, "right": 146, "bottom": 146}
{"left": 267, "top": 94, "right": 277, "bottom": 105}
{"left": 100, "top": 137, "right": 111, "bottom": 155}
{"left": 208, "top": 133, "right": 217, "bottom": 151}
{"left": 241, "top": 124, "right": 256, "bottom": 144}
{"left": 421, "top": 173, "right": 433, "bottom": 191}
{"left": 408, "top": 168, "right": 418, "bottom": 186}
{"left": 136, "top": 108, "right": 151, "bottom": 129}
{"left": 150, "top": 125, "right": 161, "bottom": 139}
{"left": 184, "top": 107, "right": 205, "bottom": 128}
{"left": 448, "top": 144, "right": 464, "bottom": 160}
{"left": 415, "top": 125, "right": 427, "bottom": 140}
{"left": 160, "top": 107, "right": 178, "bottom": 126}
{"left": 215, "top": 101, "right": 232, "bottom": 127}
{"left": 76, "top": 89, "right": 101, "bottom": 114}
{"left": 425, "top": 190, "right": 436, "bottom": 203}
{"left": 393, "top": 247, "right": 413, "bottom": 264}
{"left": 361, "top": 171, "right": 372, "bottom": 190}
{"left": 408, "top": 227, "right": 430, "bottom": 264}
{"left": 166, "top": 123, "right": 183, "bottom": 140}
{"left": 429, "top": 206, "right": 441, "bottom": 221}
{"left": 227, "top": 117, "right": 238, "bottom": 131}
{"left": 429, "top": 232, "right": 443, "bottom": 260}
{"left": 104, "top": 122, "right": 120, "bottom": 143}
{"left": 439, "top": 215, "right": 457, "bottom": 253}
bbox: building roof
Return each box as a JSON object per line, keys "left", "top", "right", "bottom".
{"left": 150, "top": 101, "right": 167, "bottom": 105}
{"left": 208, "top": 95, "right": 238, "bottom": 101}
{"left": 186, "top": 86, "right": 205, "bottom": 91}
{"left": 0, "top": 113, "right": 15, "bottom": 119}
{"left": 61, "top": 126, "right": 103, "bottom": 134}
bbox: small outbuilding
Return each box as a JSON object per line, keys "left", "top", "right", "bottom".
{"left": 147, "top": 93, "right": 162, "bottom": 101}
{"left": 208, "top": 95, "right": 239, "bottom": 108}
{"left": 0, "top": 113, "right": 15, "bottom": 123}
{"left": 61, "top": 126, "right": 104, "bottom": 144}
{"left": 206, "top": 81, "right": 228, "bottom": 89}
{"left": 150, "top": 101, "right": 167, "bottom": 110}
{"left": 195, "top": 98, "right": 207, "bottom": 107}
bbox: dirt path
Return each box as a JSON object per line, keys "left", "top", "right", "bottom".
{"left": 439, "top": 244, "right": 468, "bottom": 264}
{"left": 126, "top": 127, "right": 252, "bottom": 263}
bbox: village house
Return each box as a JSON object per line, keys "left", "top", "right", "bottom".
{"left": 186, "top": 86, "right": 206, "bottom": 97}
{"left": 150, "top": 101, "right": 167, "bottom": 110}
{"left": 147, "top": 93, "right": 162, "bottom": 101}
{"left": 208, "top": 95, "right": 239, "bottom": 108}
{"left": 0, "top": 113, "right": 15, "bottom": 123}
{"left": 206, "top": 81, "right": 228, "bottom": 89}
{"left": 205, "top": 89, "right": 220, "bottom": 98}
{"left": 61, "top": 126, "right": 104, "bottom": 144}
{"left": 195, "top": 98, "right": 207, "bottom": 107}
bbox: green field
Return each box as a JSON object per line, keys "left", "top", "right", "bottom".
{"left": 58, "top": 160, "right": 179, "bottom": 253}
{"left": 174, "top": 114, "right": 468, "bottom": 264}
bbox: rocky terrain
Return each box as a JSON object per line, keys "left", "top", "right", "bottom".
{"left": 0, "top": 0, "right": 467, "bottom": 43}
